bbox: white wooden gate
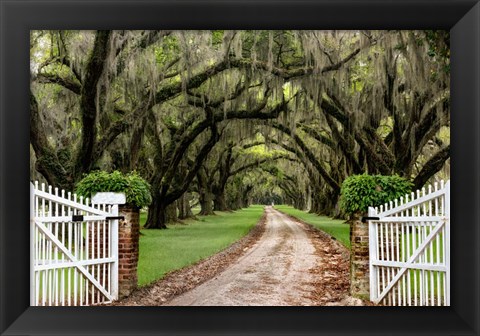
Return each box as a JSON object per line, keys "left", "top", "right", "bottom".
{"left": 368, "top": 180, "right": 450, "bottom": 306}
{"left": 30, "top": 181, "right": 122, "bottom": 306}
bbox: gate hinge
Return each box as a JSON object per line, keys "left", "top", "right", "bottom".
{"left": 361, "top": 216, "right": 380, "bottom": 223}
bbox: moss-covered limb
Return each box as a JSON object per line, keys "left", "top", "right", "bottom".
{"left": 319, "top": 92, "right": 350, "bottom": 126}
{"left": 56, "top": 31, "right": 82, "bottom": 82}
{"left": 127, "top": 113, "right": 150, "bottom": 171}
{"left": 318, "top": 93, "right": 389, "bottom": 174}
{"left": 299, "top": 124, "right": 336, "bottom": 149}
{"left": 362, "top": 126, "right": 396, "bottom": 168}
{"left": 323, "top": 113, "right": 363, "bottom": 174}
{"left": 145, "top": 125, "right": 216, "bottom": 227}
{"left": 146, "top": 111, "right": 164, "bottom": 170}
{"left": 354, "top": 133, "right": 392, "bottom": 175}
{"left": 186, "top": 80, "right": 248, "bottom": 109}
{"left": 267, "top": 139, "right": 323, "bottom": 199}
{"left": 228, "top": 46, "right": 361, "bottom": 79}
{"left": 34, "top": 153, "right": 72, "bottom": 190}
{"left": 74, "top": 30, "right": 112, "bottom": 180}
{"left": 153, "top": 59, "right": 231, "bottom": 103}
{"left": 166, "top": 125, "right": 220, "bottom": 205}
{"left": 157, "top": 98, "right": 289, "bottom": 205}
{"left": 272, "top": 121, "right": 340, "bottom": 193}
{"left": 33, "top": 32, "right": 82, "bottom": 87}
{"left": 30, "top": 90, "right": 51, "bottom": 156}
{"left": 213, "top": 153, "right": 291, "bottom": 211}
{"left": 35, "top": 73, "right": 82, "bottom": 95}
{"left": 260, "top": 166, "right": 305, "bottom": 209}
{"left": 229, "top": 155, "right": 287, "bottom": 178}
{"left": 211, "top": 146, "right": 234, "bottom": 211}
{"left": 138, "top": 30, "right": 172, "bottom": 51}
{"left": 92, "top": 118, "right": 131, "bottom": 164}
{"left": 413, "top": 145, "right": 450, "bottom": 190}
{"left": 319, "top": 91, "right": 394, "bottom": 175}
{"left": 413, "top": 92, "right": 450, "bottom": 157}
{"left": 30, "top": 91, "right": 71, "bottom": 189}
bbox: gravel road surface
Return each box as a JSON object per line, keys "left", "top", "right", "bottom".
{"left": 166, "top": 206, "right": 322, "bottom": 306}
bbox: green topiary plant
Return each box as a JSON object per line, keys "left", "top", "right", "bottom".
{"left": 75, "top": 170, "right": 152, "bottom": 208}
{"left": 340, "top": 174, "right": 413, "bottom": 216}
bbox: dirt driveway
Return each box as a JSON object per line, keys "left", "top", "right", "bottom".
{"left": 114, "top": 206, "right": 362, "bottom": 306}
{"left": 166, "top": 207, "right": 350, "bottom": 306}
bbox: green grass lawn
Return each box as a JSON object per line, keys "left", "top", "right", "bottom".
{"left": 274, "top": 205, "right": 350, "bottom": 248}
{"left": 137, "top": 205, "right": 265, "bottom": 286}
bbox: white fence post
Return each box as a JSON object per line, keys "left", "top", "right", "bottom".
{"left": 111, "top": 204, "right": 119, "bottom": 301}
{"left": 444, "top": 180, "right": 450, "bottom": 305}
{"left": 368, "top": 206, "right": 378, "bottom": 302}
{"left": 30, "top": 182, "right": 36, "bottom": 306}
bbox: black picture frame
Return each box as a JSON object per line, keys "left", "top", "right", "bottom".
{"left": 1, "top": 0, "right": 479, "bottom": 335}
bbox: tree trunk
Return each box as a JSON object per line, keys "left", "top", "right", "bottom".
{"left": 144, "top": 197, "right": 167, "bottom": 229}
{"left": 74, "top": 30, "right": 112, "bottom": 181}
{"left": 309, "top": 196, "right": 322, "bottom": 213}
{"left": 229, "top": 191, "right": 243, "bottom": 210}
{"left": 317, "top": 189, "right": 340, "bottom": 217}
{"left": 199, "top": 188, "right": 215, "bottom": 215}
{"left": 296, "top": 196, "right": 306, "bottom": 210}
{"left": 241, "top": 186, "right": 253, "bottom": 208}
{"left": 213, "top": 192, "right": 229, "bottom": 211}
{"left": 178, "top": 193, "right": 194, "bottom": 219}
{"left": 166, "top": 202, "right": 178, "bottom": 223}
{"left": 30, "top": 92, "right": 73, "bottom": 190}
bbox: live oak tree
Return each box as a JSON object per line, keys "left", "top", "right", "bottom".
{"left": 30, "top": 29, "right": 450, "bottom": 224}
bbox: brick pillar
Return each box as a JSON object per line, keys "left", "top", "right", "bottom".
{"left": 118, "top": 204, "right": 140, "bottom": 299}
{"left": 350, "top": 213, "right": 370, "bottom": 299}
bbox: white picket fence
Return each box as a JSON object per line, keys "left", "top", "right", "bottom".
{"left": 368, "top": 180, "right": 450, "bottom": 306}
{"left": 30, "top": 181, "right": 121, "bottom": 306}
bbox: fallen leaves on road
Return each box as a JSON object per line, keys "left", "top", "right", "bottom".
{"left": 110, "top": 213, "right": 267, "bottom": 306}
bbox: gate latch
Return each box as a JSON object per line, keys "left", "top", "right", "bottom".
{"left": 72, "top": 215, "right": 84, "bottom": 222}
{"left": 361, "top": 216, "right": 380, "bottom": 223}
{"left": 106, "top": 216, "right": 125, "bottom": 220}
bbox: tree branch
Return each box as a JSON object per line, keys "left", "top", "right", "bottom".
{"left": 74, "top": 30, "right": 112, "bottom": 178}
{"left": 413, "top": 145, "right": 450, "bottom": 189}
{"left": 35, "top": 73, "right": 81, "bottom": 95}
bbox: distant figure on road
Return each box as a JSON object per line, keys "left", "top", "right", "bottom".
{"left": 271, "top": 202, "right": 274, "bottom": 207}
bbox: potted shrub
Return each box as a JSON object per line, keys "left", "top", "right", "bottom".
{"left": 75, "top": 170, "right": 152, "bottom": 210}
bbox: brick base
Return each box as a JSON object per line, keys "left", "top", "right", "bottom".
{"left": 350, "top": 215, "right": 370, "bottom": 299}
{"left": 118, "top": 204, "right": 140, "bottom": 299}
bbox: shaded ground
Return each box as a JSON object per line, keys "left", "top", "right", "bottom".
{"left": 114, "top": 206, "right": 369, "bottom": 306}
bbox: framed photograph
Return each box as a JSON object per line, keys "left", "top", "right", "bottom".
{"left": 0, "top": 0, "right": 480, "bottom": 335}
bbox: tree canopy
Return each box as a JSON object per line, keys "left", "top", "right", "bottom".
{"left": 30, "top": 30, "right": 450, "bottom": 227}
